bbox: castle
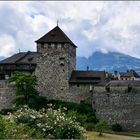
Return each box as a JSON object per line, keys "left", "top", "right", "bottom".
{"left": 0, "top": 25, "right": 140, "bottom": 131}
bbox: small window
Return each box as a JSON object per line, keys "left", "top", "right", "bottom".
{"left": 89, "top": 85, "right": 93, "bottom": 92}
{"left": 5, "top": 75, "right": 9, "bottom": 80}
{"left": 48, "top": 43, "right": 51, "bottom": 49}
{"left": 44, "top": 44, "right": 48, "bottom": 48}
{"left": 41, "top": 43, "right": 44, "bottom": 48}
{"left": 59, "top": 57, "right": 65, "bottom": 66}
{"left": 77, "top": 84, "right": 80, "bottom": 87}
{"left": 58, "top": 44, "right": 62, "bottom": 49}
{"left": 51, "top": 43, "right": 55, "bottom": 47}
{"left": 105, "top": 86, "right": 110, "bottom": 92}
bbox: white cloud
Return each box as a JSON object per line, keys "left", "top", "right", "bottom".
{"left": 1, "top": 1, "right": 140, "bottom": 58}
{"left": 0, "top": 34, "right": 16, "bottom": 57}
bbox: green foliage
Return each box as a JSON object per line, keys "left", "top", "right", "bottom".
{"left": 66, "top": 110, "right": 87, "bottom": 126}
{"left": 112, "top": 123, "right": 123, "bottom": 132}
{"left": 0, "top": 115, "right": 5, "bottom": 138}
{"left": 84, "top": 123, "right": 95, "bottom": 131}
{"left": 9, "top": 72, "right": 38, "bottom": 95}
{"left": 4, "top": 122, "right": 44, "bottom": 139}
{"left": 48, "top": 100, "right": 98, "bottom": 124}
{"left": 95, "top": 121, "right": 107, "bottom": 136}
{"left": 0, "top": 108, "right": 16, "bottom": 115}
{"left": 0, "top": 114, "right": 44, "bottom": 139}
{"left": 9, "top": 72, "right": 47, "bottom": 109}
{"left": 8, "top": 106, "right": 84, "bottom": 139}
{"left": 9, "top": 71, "right": 38, "bottom": 105}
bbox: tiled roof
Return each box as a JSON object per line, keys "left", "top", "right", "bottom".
{"left": 120, "top": 72, "right": 133, "bottom": 77}
{"left": 69, "top": 70, "right": 106, "bottom": 84}
{"left": 0, "top": 51, "right": 37, "bottom": 64}
{"left": 35, "top": 26, "right": 77, "bottom": 47}
{"left": 129, "top": 70, "right": 140, "bottom": 78}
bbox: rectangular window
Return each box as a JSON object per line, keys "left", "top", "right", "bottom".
{"left": 59, "top": 57, "right": 65, "bottom": 66}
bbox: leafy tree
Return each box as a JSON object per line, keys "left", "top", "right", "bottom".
{"left": 95, "top": 121, "right": 107, "bottom": 136}
{"left": 9, "top": 72, "right": 39, "bottom": 106}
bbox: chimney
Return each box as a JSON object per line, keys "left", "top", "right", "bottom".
{"left": 87, "top": 66, "right": 89, "bottom": 71}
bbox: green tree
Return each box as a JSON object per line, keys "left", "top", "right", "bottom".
{"left": 95, "top": 120, "right": 107, "bottom": 136}
{"left": 9, "top": 72, "right": 39, "bottom": 106}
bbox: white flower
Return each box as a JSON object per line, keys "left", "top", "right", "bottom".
{"left": 42, "top": 128, "right": 46, "bottom": 131}
{"left": 30, "top": 115, "right": 36, "bottom": 119}
{"left": 39, "top": 114, "right": 43, "bottom": 118}
{"left": 37, "top": 123, "right": 41, "bottom": 127}
{"left": 63, "top": 107, "right": 67, "bottom": 111}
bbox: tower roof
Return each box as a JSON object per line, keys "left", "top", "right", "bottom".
{"left": 35, "top": 26, "right": 77, "bottom": 47}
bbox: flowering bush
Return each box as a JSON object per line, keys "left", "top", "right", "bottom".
{"left": 0, "top": 114, "right": 44, "bottom": 139}
{"left": 7, "top": 105, "right": 85, "bottom": 139}
{"left": 4, "top": 122, "right": 44, "bottom": 139}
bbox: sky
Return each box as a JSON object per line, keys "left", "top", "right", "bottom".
{"left": 1, "top": 1, "right": 140, "bottom": 58}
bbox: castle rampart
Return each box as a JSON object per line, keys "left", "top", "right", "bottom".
{"left": 0, "top": 80, "right": 140, "bottom": 131}
{"left": 92, "top": 86, "right": 140, "bottom": 131}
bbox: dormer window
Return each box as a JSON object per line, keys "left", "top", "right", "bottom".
{"left": 28, "top": 57, "right": 33, "bottom": 62}
{"left": 51, "top": 33, "right": 55, "bottom": 37}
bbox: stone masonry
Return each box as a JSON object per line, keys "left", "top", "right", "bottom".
{"left": 92, "top": 86, "right": 140, "bottom": 131}
{"left": 0, "top": 80, "right": 15, "bottom": 109}
{"left": 35, "top": 43, "right": 76, "bottom": 101}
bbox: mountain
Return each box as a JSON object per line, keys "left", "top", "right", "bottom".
{"left": 0, "top": 57, "right": 5, "bottom": 61}
{"left": 77, "top": 51, "right": 140, "bottom": 74}
{"left": 1, "top": 51, "right": 140, "bottom": 74}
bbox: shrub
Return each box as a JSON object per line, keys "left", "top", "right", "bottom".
{"left": 66, "top": 110, "right": 87, "bottom": 126}
{"left": 84, "top": 123, "right": 95, "bottom": 131}
{"left": 0, "top": 114, "right": 44, "bottom": 139}
{"left": 0, "top": 115, "right": 5, "bottom": 138}
{"left": 0, "top": 108, "right": 16, "bottom": 115}
{"left": 4, "top": 122, "right": 44, "bottom": 139}
{"left": 7, "top": 106, "right": 84, "bottom": 139}
{"left": 112, "top": 123, "right": 123, "bottom": 132}
{"left": 47, "top": 100, "right": 98, "bottom": 124}
{"left": 95, "top": 121, "right": 107, "bottom": 136}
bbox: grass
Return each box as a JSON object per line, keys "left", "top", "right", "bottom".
{"left": 84, "top": 131, "right": 140, "bottom": 140}
{"left": 103, "top": 129, "right": 140, "bottom": 137}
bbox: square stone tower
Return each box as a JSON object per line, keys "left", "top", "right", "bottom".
{"left": 35, "top": 26, "right": 77, "bottom": 101}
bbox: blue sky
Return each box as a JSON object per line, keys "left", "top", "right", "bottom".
{"left": 1, "top": 1, "right": 140, "bottom": 58}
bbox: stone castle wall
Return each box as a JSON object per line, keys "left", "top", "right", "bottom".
{"left": 69, "top": 84, "right": 93, "bottom": 103}
{"left": 0, "top": 79, "right": 140, "bottom": 131}
{"left": 92, "top": 86, "right": 140, "bottom": 131}
{"left": 0, "top": 80, "right": 15, "bottom": 109}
